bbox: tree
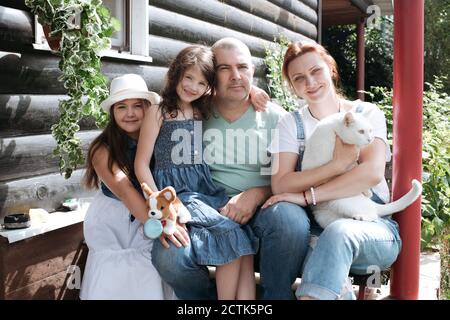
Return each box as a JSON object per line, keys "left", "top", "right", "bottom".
{"left": 322, "top": 17, "right": 393, "bottom": 100}
{"left": 425, "top": 0, "right": 450, "bottom": 93}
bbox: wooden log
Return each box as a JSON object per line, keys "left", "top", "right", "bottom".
{"left": 222, "top": 0, "right": 317, "bottom": 27}
{"left": 148, "top": 5, "right": 308, "bottom": 58}
{"left": 0, "top": 6, "right": 34, "bottom": 51}
{"left": 150, "top": 0, "right": 317, "bottom": 41}
{"left": 148, "top": 35, "right": 267, "bottom": 77}
{"left": 0, "top": 51, "right": 169, "bottom": 94}
{"left": 268, "top": 0, "right": 319, "bottom": 21}
{"left": 0, "top": 169, "right": 95, "bottom": 217}
{"left": 0, "top": 95, "right": 97, "bottom": 137}
{"left": 0, "top": 130, "right": 100, "bottom": 182}
{"left": 0, "top": 51, "right": 267, "bottom": 100}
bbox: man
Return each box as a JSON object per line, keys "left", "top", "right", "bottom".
{"left": 152, "top": 38, "right": 311, "bottom": 299}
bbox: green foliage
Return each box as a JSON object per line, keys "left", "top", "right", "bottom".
{"left": 25, "top": 0, "right": 119, "bottom": 178}
{"left": 370, "top": 77, "right": 450, "bottom": 250}
{"left": 322, "top": 17, "right": 394, "bottom": 99}
{"left": 425, "top": 0, "right": 450, "bottom": 93}
{"left": 263, "top": 36, "right": 298, "bottom": 111}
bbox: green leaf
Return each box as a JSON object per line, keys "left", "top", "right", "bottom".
{"left": 25, "top": 0, "right": 113, "bottom": 179}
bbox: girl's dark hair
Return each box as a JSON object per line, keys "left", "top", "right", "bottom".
{"left": 160, "top": 45, "right": 215, "bottom": 120}
{"left": 83, "top": 101, "right": 149, "bottom": 189}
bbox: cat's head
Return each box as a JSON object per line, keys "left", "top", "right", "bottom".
{"left": 338, "top": 112, "right": 374, "bottom": 146}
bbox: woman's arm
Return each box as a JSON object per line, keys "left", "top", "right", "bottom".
{"left": 271, "top": 137, "right": 360, "bottom": 194}
{"left": 93, "top": 145, "right": 190, "bottom": 248}
{"left": 271, "top": 152, "right": 341, "bottom": 194}
{"left": 135, "top": 105, "right": 162, "bottom": 191}
{"left": 309, "top": 138, "right": 387, "bottom": 203}
{"left": 92, "top": 145, "right": 150, "bottom": 224}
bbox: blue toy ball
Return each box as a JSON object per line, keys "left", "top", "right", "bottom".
{"left": 144, "top": 219, "right": 163, "bottom": 239}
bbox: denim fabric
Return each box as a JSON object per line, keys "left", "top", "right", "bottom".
{"left": 151, "top": 201, "right": 311, "bottom": 300}
{"left": 186, "top": 199, "right": 258, "bottom": 265}
{"left": 296, "top": 194, "right": 402, "bottom": 300}
{"left": 249, "top": 202, "right": 311, "bottom": 299}
{"left": 153, "top": 120, "right": 228, "bottom": 209}
{"left": 153, "top": 120, "right": 254, "bottom": 266}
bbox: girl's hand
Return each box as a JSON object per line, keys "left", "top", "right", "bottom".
{"left": 250, "top": 86, "right": 270, "bottom": 112}
{"left": 332, "top": 137, "right": 360, "bottom": 174}
{"left": 261, "top": 193, "right": 306, "bottom": 209}
{"left": 159, "top": 222, "right": 190, "bottom": 249}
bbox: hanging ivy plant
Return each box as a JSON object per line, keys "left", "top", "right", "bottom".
{"left": 25, "top": 0, "right": 120, "bottom": 178}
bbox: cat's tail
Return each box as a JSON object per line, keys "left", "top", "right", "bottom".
{"left": 376, "top": 179, "right": 422, "bottom": 217}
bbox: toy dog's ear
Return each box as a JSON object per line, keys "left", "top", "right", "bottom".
{"left": 160, "top": 186, "right": 176, "bottom": 203}
{"left": 141, "top": 182, "right": 153, "bottom": 200}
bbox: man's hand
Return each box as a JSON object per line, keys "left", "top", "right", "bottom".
{"left": 220, "top": 187, "right": 269, "bottom": 224}
{"left": 159, "top": 222, "right": 190, "bottom": 249}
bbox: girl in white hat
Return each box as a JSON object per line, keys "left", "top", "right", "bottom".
{"left": 79, "top": 74, "right": 184, "bottom": 299}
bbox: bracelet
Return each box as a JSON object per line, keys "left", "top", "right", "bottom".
{"left": 302, "top": 191, "right": 309, "bottom": 206}
{"left": 310, "top": 187, "right": 317, "bottom": 206}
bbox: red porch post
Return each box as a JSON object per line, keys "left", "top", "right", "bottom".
{"left": 390, "top": 0, "right": 424, "bottom": 300}
{"left": 356, "top": 18, "right": 365, "bottom": 101}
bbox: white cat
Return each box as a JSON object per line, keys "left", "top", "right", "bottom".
{"left": 302, "top": 111, "right": 422, "bottom": 229}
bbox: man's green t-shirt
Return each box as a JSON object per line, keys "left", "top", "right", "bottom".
{"left": 203, "top": 102, "right": 287, "bottom": 197}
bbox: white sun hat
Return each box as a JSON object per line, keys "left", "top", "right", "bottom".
{"left": 100, "top": 74, "right": 160, "bottom": 112}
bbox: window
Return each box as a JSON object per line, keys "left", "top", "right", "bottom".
{"left": 103, "top": 0, "right": 129, "bottom": 51}
{"left": 32, "top": 0, "right": 151, "bottom": 63}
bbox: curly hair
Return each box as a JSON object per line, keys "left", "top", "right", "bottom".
{"left": 159, "top": 45, "right": 215, "bottom": 120}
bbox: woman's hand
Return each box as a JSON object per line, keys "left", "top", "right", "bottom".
{"left": 249, "top": 86, "right": 270, "bottom": 112}
{"left": 261, "top": 192, "right": 306, "bottom": 209}
{"left": 332, "top": 137, "right": 360, "bottom": 174}
{"left": 159, "top": 222, "right": 190, "bottom": 249}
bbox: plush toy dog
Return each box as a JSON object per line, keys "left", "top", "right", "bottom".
{"left": 141, "top": 182, "right": 191, "bottom": 238}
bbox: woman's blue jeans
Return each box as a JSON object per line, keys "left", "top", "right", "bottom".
{"left": 296, "top": 201, "right": 402, "bottom": 300}
{"left": 151, "top": 202, "right": 311, "bottom": 300}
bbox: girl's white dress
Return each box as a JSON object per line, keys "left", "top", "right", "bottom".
{"left": 80, "top": 192, "right": 175, "bottom": 300}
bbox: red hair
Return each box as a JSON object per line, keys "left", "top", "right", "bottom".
{"left": 282, "top": 42, "right": 341, "bottom": 91}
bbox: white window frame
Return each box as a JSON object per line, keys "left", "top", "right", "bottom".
{"left": 104, "top": 0, "right": 128, "bottom": 51}
{"left": 32, "top": 0, "right": 151, "bottom": 63}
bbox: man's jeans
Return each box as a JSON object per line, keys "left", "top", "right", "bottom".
{"left": 151, "top": 202, "right": 311, "bottom": 299}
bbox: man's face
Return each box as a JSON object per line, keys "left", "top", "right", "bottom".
{"left": 214, "top": 47, "right": 255, "bottom": 102}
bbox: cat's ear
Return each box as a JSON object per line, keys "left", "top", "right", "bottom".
{"left": 344, "top": 112, "right": 355, "bottom": 127}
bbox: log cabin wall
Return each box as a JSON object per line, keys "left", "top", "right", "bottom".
{"left": 0, "top": 0, "right": 318, "bottom": 219}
